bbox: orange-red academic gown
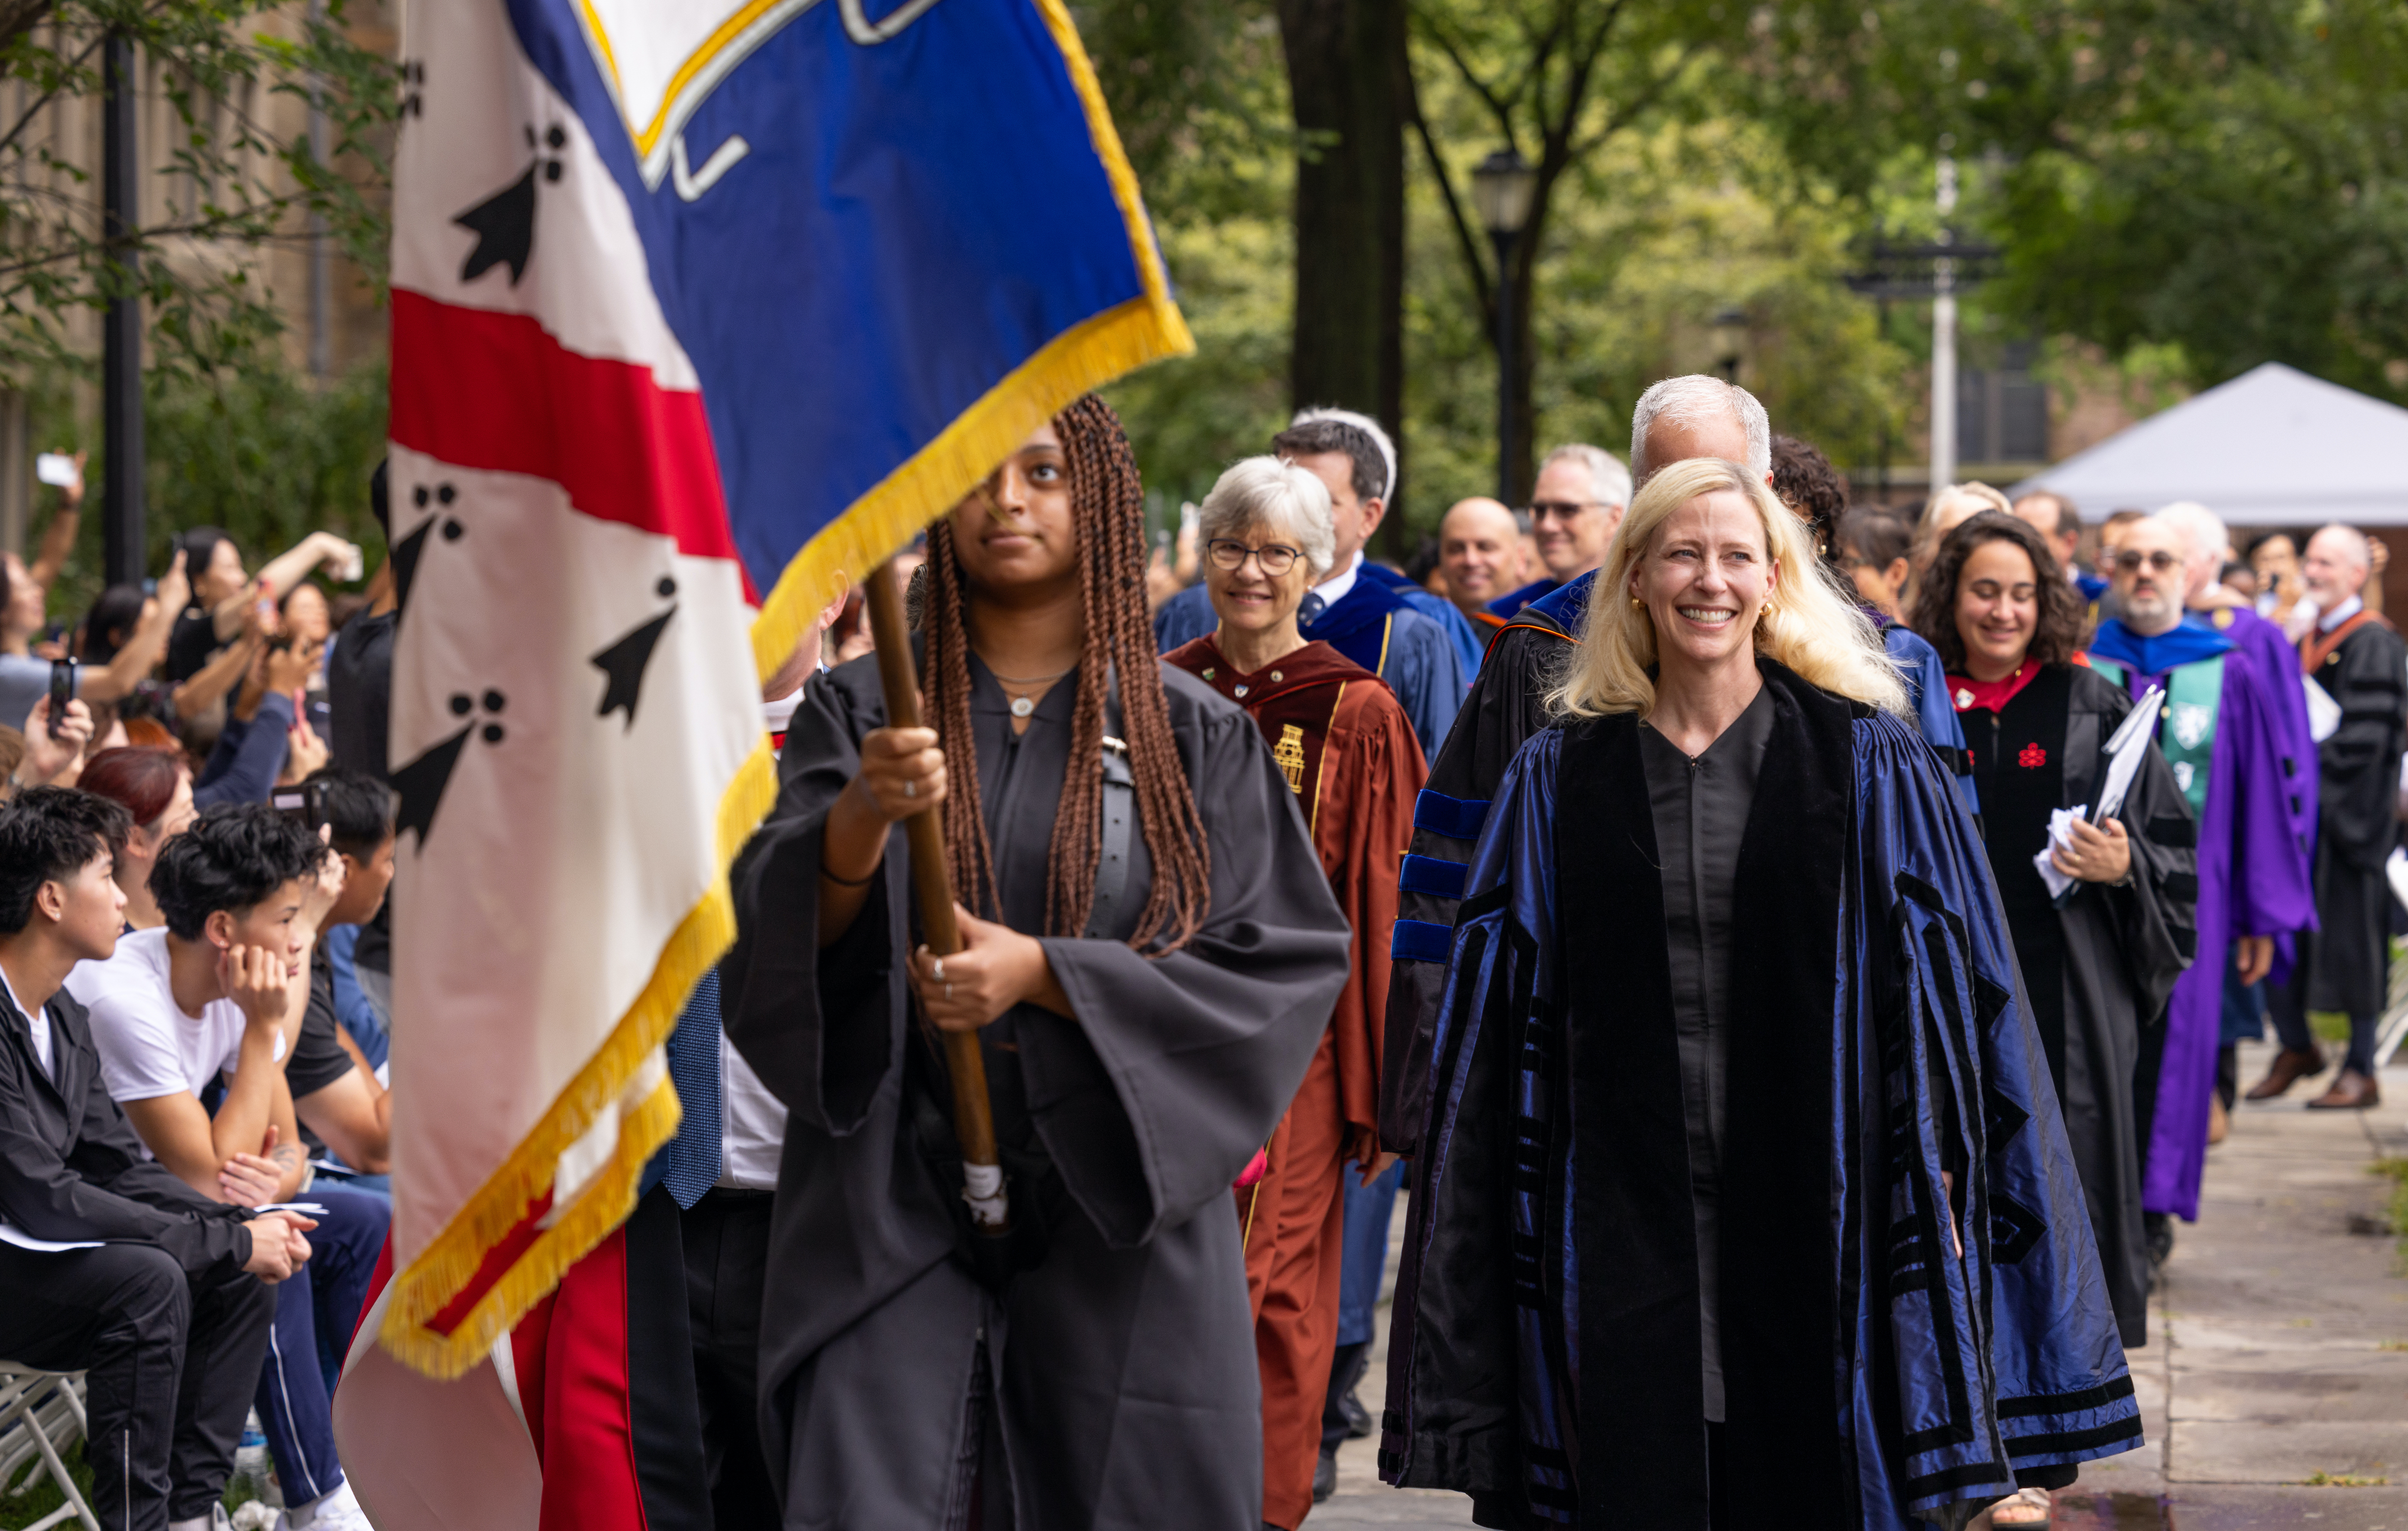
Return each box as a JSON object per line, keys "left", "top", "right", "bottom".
{"left": 1165, "top": 633, "right": 1424, "bottom": 1529}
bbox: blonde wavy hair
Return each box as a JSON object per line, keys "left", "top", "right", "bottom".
{"left": 1549, "top": 457, "right": 1908, "bottom": 720}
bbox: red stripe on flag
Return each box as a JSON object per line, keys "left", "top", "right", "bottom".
{"left": 424, "top": 1189, "right": 555, "bottom": 1338}
{"left": 390, "top": 289, "right": 753, "bottom": 596}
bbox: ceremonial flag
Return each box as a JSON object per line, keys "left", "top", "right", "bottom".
{"left": 365, "top": 0, "right": 1190, "bottom": 1384}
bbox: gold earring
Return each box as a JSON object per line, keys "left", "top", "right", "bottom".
{"left": 1631, "top": 596, "right": 1646, "bottom": 609}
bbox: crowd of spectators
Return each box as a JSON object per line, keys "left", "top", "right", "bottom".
{"left": 0, "top": 452, "right": 391, "bottom": 1531}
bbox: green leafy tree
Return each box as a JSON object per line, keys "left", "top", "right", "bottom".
{"left": 0, "top": 0, "right": 396, "bottom": 380}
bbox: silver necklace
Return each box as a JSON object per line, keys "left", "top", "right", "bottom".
{"left": 992, "top": 667, "right": 1070, "bottom": 719}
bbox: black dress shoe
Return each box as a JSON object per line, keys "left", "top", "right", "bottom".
{"left": 1341, "top": 1385, "right": 1373, "bottom": 1439}
{"left": 1313, "top": 1445, "right": 1338, "bottom": 1503}
{"left": 2145, "top": 1211, "right": 2174, "bottom": 1269}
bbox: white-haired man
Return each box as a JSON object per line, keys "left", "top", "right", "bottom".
{"left": 2085, "top": 516, "right": 2311, "bottom": 1258}
{"left": 1153, "top": 408, "right": 1471, "bottom": 760}
{"left": 1380, "top": 376, "right": 1773, "bottom": 1157}
{"left": 1486, "top": 444, "right": 1631, "bottom": 618}
{"left": 2252, "top": 524, "right": 2406, "bottom": 1110}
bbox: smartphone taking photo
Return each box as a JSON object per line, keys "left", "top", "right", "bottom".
{"left": 34, "top": 453, "right": 75, "bottom": 489}
{"left": 45, "top": 658, "right": 74, "bottom": 739}
{"left": 272, "top": 779, "right": 329, "bottom": 830}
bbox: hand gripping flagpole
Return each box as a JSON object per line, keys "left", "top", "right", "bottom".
{"left": 862, "top": 557, "right": 1010, "bottom": 1232}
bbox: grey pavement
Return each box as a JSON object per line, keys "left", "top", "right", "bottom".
{"left": 1311, "top": 1038, "right": 2408, "bottom": 1529}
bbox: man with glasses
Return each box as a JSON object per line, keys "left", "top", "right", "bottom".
{"left": 1484, "top": 444, "right": 1630, "bottom": 618}
{"left": 2084, "top": 516, "right": 2312, "bottom": 1264}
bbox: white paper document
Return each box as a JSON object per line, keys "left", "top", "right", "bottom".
{"left": 2303, "top": 675, "right": 2341, "bottom": 743}
{"left": 0, "top": 1221, "right": 101, "bottom": 1253}
{"left": 2091, "top": 684, "right": 2164, "bottom": 825}
{"left": 256, "top": 1203, "right": 329, "bottom": 1217}
{"left": 2034, "top": 808, "right": 2086, "bottom": 901}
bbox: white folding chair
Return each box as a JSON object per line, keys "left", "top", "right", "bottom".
{"left": 0, "top": 1364, "right": 99, "bottom": 1531}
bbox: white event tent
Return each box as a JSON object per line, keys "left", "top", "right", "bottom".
{"left": 2011, "top": 362, "right": 2408, "bottom": 527}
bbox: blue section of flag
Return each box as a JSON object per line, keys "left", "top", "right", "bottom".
{"left": 1390, "top": 919, "right": 1454, "bottom": 964}
{"left": 503, "top": 0, "right": 1154, "bottom": 595}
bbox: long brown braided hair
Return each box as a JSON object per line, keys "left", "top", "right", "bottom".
{"left": 919, "top": 394, "right": 1211, "bottom": 953}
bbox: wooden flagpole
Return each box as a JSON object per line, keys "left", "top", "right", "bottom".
{"left": 861, "top": 557, "right": 1008, "bottom": 1230}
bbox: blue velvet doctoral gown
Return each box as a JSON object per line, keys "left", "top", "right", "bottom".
{"left": 1380, "top": 661, "right": 2139, "bottom": 1531}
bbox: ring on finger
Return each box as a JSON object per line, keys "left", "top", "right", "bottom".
{"left": 945, "top": 982, "right": 953, "bottom": 999}
{"left": 904, "top": 780, "right": 916, "bottom": 798}
{"left": 931, "top": 957, "right": 945, "bottom": 981}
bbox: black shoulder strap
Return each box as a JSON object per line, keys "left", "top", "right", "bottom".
{"left": 1084, "top": 682, "right": 1135, "bottom": 939}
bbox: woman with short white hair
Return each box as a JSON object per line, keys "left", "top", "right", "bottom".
{"left": 1384, "top": 457, "right": 2141, "bottom": 1527}
{"left": 1165, "top": 454, "right": 1423, "bottom": 1530}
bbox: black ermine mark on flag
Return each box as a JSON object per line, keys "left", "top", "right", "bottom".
{"left": 393, "top": 482, "right": 457, "bottom": 616}
{"left": 453, "top": 126, "right": 563, "bottom": 286}
{"left": 393, "top": 689, "right": 507, "bottom": 851}
{"left": 393, "top": 725, "right": 471, "bottom": 850}
{"left": 399, "top": 60, "right": 424, "bottom": 118}
{"left": 592, "top": 579, "right": 677, "bottom": 729}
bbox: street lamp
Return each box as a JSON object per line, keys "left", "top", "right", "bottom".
{"left": 1710, "top": 306, "right": 1747, "bottom": 384}
{"left": 1472, "top": 147, "right": 1536, "bottom": 504}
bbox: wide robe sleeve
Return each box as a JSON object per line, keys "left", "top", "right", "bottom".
{"left": 1379, "top": 620, "right": 1571, "bottom": 1153}
{"left": 2076, "top": 674, "right": 2200, "bottom": 1020}
{"left": 1317, "top": 680, "right": 1426, "bottom": 1146}
{"left": 1019, "top": 684, "right": 1353, "bottom": 1246}
{"left": 725, "top": 656, "right": 1353, "bottom": 1255}
{"left": 2220, "top": 649, "right": 2316, "bottom": 938}
{"left": 1850, "top": 713, "right": 2142, "bottom": 1525}
{"left": 1380, "top": 727, "right": 1567, "bottom": 1503}
{"left": 2316, "top": 622, "right": 2408, "bottom": 874}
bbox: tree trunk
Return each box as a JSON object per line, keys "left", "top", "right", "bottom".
{"left": 1505, "top": 210, "right": 1539, "bottom": 507}
{"left": 1279, "top": 0, "right": 1409, "bottom": 550}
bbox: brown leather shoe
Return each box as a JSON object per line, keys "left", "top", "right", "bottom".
{"left": 2245, "top": 1047, "right": 2326, "bottom": 1100}
{"left": 2305, "top": 1069, "right": 2382, "bottom": 1110}
{"left": 2208, "top": 1092, "right": 2230, "bottom": 1144}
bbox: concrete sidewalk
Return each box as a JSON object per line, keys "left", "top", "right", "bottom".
{"left": 1315, "top": 1039, "right": 2408, "bottom": 1529}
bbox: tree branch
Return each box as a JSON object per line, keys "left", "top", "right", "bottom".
{"left": 1414, "top": 5, "right": 1518, "bottom": 148}
{"left": 1406, "top": 62, "right": 1494, "bottom": 328}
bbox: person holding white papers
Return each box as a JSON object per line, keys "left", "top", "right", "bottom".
{"left": 0, "top": 787, "right": 313, "bottom": 1531}
{"left": 1912, "top": 513, "right": 2197, "bottom": 1380}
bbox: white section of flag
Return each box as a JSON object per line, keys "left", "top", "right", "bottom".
{"left": 393, "top": 0, "right": 700, "bottom": 390}
{"left": 382, "top": 445, "right": 758, "bottom": 1266}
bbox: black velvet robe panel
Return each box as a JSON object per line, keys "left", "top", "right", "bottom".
{"left": 724, "top": 651, "right": 1352, "bottom": 1531}
{"left": 1960, "top": 664, "right": 2197, "bottom": 1349}
{"left": 2303, "top": 619, "right": 2408, "bottom": 1017}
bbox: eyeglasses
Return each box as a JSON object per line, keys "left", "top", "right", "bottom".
{"left": 2113, "top": 550, "right": 2182, "bottom": 574}
{"left": 1527, "top": 500, "right": 1605, "bottom": 522}
{"left": 1206, "top": 538, "right": 1303, "bottom": 576}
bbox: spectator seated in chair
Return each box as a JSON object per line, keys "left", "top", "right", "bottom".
{"left": 0, "top": 786, "right": 314, "bottom": 1531}
{"left": 66, "top": 803, "right": 385, "bottom": 1531}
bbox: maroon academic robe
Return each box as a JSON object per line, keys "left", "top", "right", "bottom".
{"left": 1165, "top": 634, "right": 1424, "bottom": 1529}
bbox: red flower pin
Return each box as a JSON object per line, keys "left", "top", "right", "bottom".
{"left": 2018, "top": 742, "right": 2047, "bottom": 769}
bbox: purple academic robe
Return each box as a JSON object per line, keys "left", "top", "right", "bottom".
{"left": 2098, "top": 632, "right": 2315, "bottom": 1219}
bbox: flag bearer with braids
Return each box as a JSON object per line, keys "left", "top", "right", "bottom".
{"left": 726, "top": 395, "right": 1353, "bottom": 1531}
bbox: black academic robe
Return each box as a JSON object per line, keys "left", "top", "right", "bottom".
{"left": 1379, "top": 580, "right": 1586, "bottom": 1151}
{"left": 2300, "top": 617, "right": 2408, "bottom": 1017}
{"left": 1958, "top": 663, "right": 2197, "bottom": 1349}
{"left": 723, "top": 652, "right": 1352, "bottom": 1531}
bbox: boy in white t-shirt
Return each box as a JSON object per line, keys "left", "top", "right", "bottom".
{"left": 70, "top": 802, "right": 385, "bottom": 1531}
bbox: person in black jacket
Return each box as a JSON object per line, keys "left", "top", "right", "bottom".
{"left": 0, "top": 788, "right": 314, "bottom": 1531}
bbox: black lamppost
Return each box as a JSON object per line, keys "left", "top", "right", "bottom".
{"left": 101, "top": 30, "right": 143, "bottom": 589}
{"left": 1472, "top": 147, "right": 1536, "bottom": 505}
